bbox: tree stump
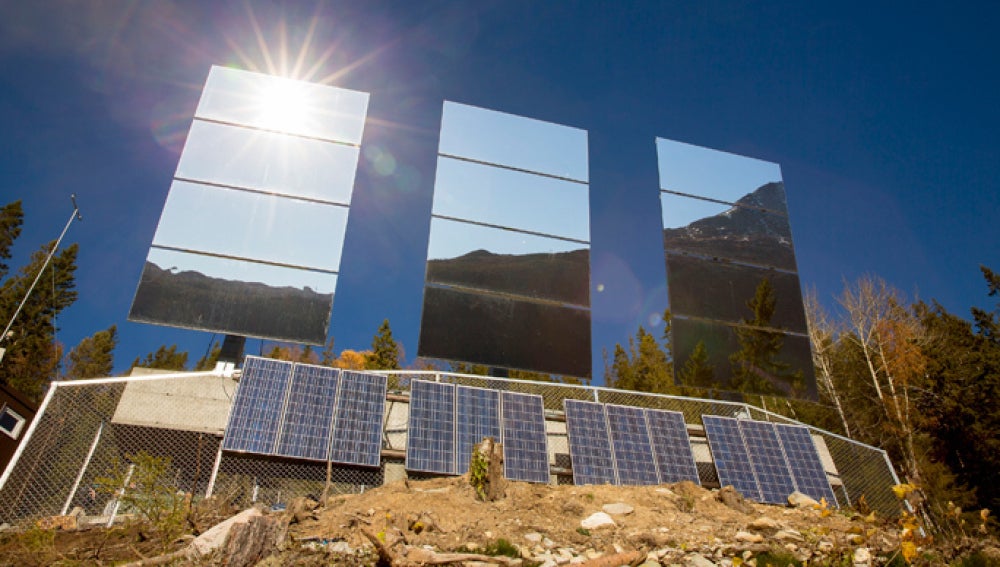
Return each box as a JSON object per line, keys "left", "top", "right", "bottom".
{"left": 222, "top": 514, "right": 287, "bottom": 567}
{"left": 470, "top": 437, "right": 506, "bottom": 501}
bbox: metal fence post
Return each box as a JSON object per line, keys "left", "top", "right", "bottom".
{"left": 61, "top": 421, "right": 104, "bottom": 515}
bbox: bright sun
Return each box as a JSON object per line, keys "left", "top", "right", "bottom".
{"left": 255, "top": 80, "right": 309, "bottom": 132}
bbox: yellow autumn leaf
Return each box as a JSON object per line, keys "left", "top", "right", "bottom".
{"left": 864, "top": 511, "right": 878, "bottom": 523}
{"left": 820, "top": 508, "right": 832, "bottom": 518}
{"left": 901, "top": 541, "right": 917, "bottom": 563}
{"left": 732, "top": 558, "right": 743, "bottom": 567}
{"left": 981, "top": 509, "right": 991, "bottom": 521}
{"left": 892, "top": 484, "right": 916, "bottom": 499}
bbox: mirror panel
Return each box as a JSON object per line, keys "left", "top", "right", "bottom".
{"left": 661, "top": 193, "right": 796, "bottom": 270}
{"left": 426, "top": 218, "right": 590, "bottom": 306}
{"left": 439, "top": 101, "right": 588, "bottom": 182}
{"left": 176, "top": 120, "right": 360, "bottom": 205}
{"left": 656, "top": 138, "right": 786, "bottom": 211}
{"left": 666, "top": 255, "right": 808, "bottom": 333}
{"left": 195, "top": 66, "right": 369, "bottom": 144}
{"left": 418, "top": 286, "right": 592, "bottom": 378}
{"left": 152, "top": 181, "right": 348, "bottom": 272}
{"left": 672, "top": 318, "right": 815, "bottom": 397}
{"left": 129, "top": 248, "right": 335, "bottom": 344}
{"left": 432, "top": 156, "right": 589, "bottom": 241}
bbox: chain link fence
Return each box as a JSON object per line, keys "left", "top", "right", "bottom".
{"left": 0, "top": 369, "right": 901, "bottom": 527}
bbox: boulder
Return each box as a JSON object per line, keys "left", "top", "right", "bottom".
{"left": 787, "top": 491, "right": 819, "bottom": 508}
{"left": 602, "top": 502, "right": 635, "bottom": 515}
{"left": 580, "top": 512, "right": 616, "bottom": 530}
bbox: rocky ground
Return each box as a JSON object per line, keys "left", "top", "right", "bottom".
{"left": 2, "top": 475, "right": 998, "bottom": 566}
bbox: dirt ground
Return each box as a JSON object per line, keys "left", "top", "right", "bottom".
{"left": 2, "top": 476, "right": 998, "bottom": 566}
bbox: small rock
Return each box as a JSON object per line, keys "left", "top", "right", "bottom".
{"left": 743, "top": 550, "right": 753, "bottom": 560}
{"left": 540, "top": 560, "right": 557, "bottom": 567}
{"left": 525, "top": 532, "right": 544, "bottom": 543}
{"left": 656, "top": 487, "right": 676, "bottom": 497}
{"left": 817, "top": 540, "right": 834, "bottom": 552}
{"left": 853, "top": 547, "right": 871, "bottom": 567}
{"left": 773, "top": 529, "right": 804, "bottom": 542}
{"left": 603, "top": 502, "right": 635, "bottom": 515}
{"left": 580, "top": 512, "right": 616, "bottom": 530}
{"left": 585, "top": 548, "right": 603, "bottom": 560}
{"left": 544, "top": 537, "right": 555, "bottom": 548}
{"left": 638, "top": 562, "right": 662, "bottom": 567}
{"left": 464, "top": 542, "right": 481, "bottom": 552}
{"left": 787, "top": 491, "right": 819, "bottom": 508}
{"left": 190, "top": 508, "right": 262, "bottom": 557}
{"left": 485, "top": 530, "right": 493, "bottom": 538}
{"left": 748, "top": 516, "right": 780, "bottom": 530}
{"left": 784, "top": 543, "right": 798, "bottom": 552}
{"left": 613, "top": 542, "right": 625, "bottom": 554}
{"left": 717, "top": 486, "right": 756, "bottom": 515}
{"left": 735, "top": 531, "right": 764, "bottom": 543}
{"left": 329, "top": 541, "right": 352, "bottom": 554}
{"left": 684, "top": 553, "right": 716, "bottom": 567}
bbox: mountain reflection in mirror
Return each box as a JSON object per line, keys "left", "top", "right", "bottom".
{"left": 656, "top": 138, "right": 785, "bottom": 211}
{"left": 176, "top": 120, "right": 360, "bottom": 205}
{"left": 433, "top": 156, "right": 589, "bottom": 240}
{"left": 152, "top": 181, "right": 348, "bottom": 272}
{"left": 426, "top": 218, "right": 589, "bottom": 306}
{"left": 661, "top": 191, "right": 796, "bottom": 270}
{"left": 129, "top": 248, "right": 334, "bottom": 344}
{"left": 439, "top": 101, "right": 588, "bottom": 182}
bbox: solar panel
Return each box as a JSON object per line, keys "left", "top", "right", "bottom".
{"left": 274, "top": 365, "right": 340, "bottom": 461}
{"left": 406, "top": 380, "right": 456, "bottom": 474}
{"left": 223, "top": 357, "right": 293, "bottom": 454}
{"left": 739, "top": 420, "right": 797, "bottom": 505}
{"left": 455, "top": 385, "right": 501, "bottom": 474}
{"left": 644, "top": 408, "right": 701, "bottom": 484}
{"left": 606, "top": 404, "right": 658, "bottom": 485}
{"left": 501, "top": 392, "right": 550, "bottom": 483}
{"left": 702, "top": 415, "right": 762, "bottom": 501}
{"left": 563, "top": 399, "right": 616, "bottom": 485}
{"left": 775, "top": 423, "right": 838, "bottom": 507}
{"left": 328, "top": 371, "right": 386, "bottom": 467}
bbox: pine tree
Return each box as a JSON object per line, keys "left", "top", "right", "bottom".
{"left": 0, "top": 241, "right": 78, "bottom": 400}
{"left": 606, "top": 325, "right": 673, "bottom": 393}
{"left": 66, "top": 325, "right": 118, "bottom": 379}
{"left": 195, "top": 342, "right": 222, "bottom": 370}
{"left": 678, "top": 340, "right": 716, "bottom": 388}
{"left": 729, "top": 278, "right": 800, "bottom": 395}
{"left": 130, "top": 344, "right": 188, "bottom": 371}
{"left": 366, "top": 319, "right": 400, "bottom": 370}
{"left": 0, "top": 200, "right": 24, "bottom": 280}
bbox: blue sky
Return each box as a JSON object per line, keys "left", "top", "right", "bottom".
{"left": 1, "top": 1, "right": 997, "bottom": 379}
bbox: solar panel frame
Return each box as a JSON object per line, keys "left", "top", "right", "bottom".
{"left": 563, "top": 399, "right": 617, "bottom": 485}
{"left": 328, "top": 371, "right": 386, "bottom": 467}
{"left": 739, "top": 419, "right": 797, "bottom": 505}
{"left": 501, "top": 391, "right": 550, "bottom": 483}
{"left": 223, "top": 356, "right": 294, "bottom": 454}
{"left": 702, "top": 415, "right": 762, "bottom": 501}
{"left": 645, "top": 408, "right": 701, "bottom": 485}
{"left": 406, "top": 380, "right": 457, "bottom": 474}
{"left": 274, "top": 364, "right": 340, "bottom": 462}
{"left": 455, "top": 385, "right": 501, "bottom": 474}
{"left": 775, "top": 423, "right": 838, "bottom": 507}
{"left": 606, "top": 404, "right": 659, "bottom": 485}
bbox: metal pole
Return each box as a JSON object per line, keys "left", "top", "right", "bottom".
{"left": 0, "top": 382, "right": 58, "bottom": 490}
{"left": 204, "top": 442, "right": 225, "bottom": 499}
{"left": 62, "top": 421, "right": 104, "bottom": 515}
{"left": 0, "top": 195, "right": 82, "bottom": 356}
{"left": 107, "top": 463, "right": 135, "bottom": 527}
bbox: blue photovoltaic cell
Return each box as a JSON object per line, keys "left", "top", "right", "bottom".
{"left": 775, "top": 423, "right": 838, "bottom": 507}
{"left": 501, "top": 392, "right": 550, "bottom": 483}
{"left": 606, "top": 405, "right": 659, "bottom": 485}
{"left": 702, "top": 415, "right": 762, "bottom": 501}
{"left": 455, "top": 386, "right": 501, "bottom": 474}
{"left": 329, "top": 371, "right": 386, "bottom": 467}
{"left": 739, "top": 420, "right": 797, "bottom": 505}
{"left": 644, "top": 409, "right": 701, "bottom": 484}
{"left": 223, "top": 357, "right": 293, "bottom": 454}
{"left": 274, "top": 365, "right": 340, "bottom": 461}
{"left": 406, "top": 380, "right": 456, "bottom": 474}
{"left": 563, "top": 399, "right": 616, "bottom": 485}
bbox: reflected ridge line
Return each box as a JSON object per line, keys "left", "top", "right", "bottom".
{"left": 172, "top": 177, "right": 353, "bottom": 208}
{"left": 664, "top": 250, "right": 798, "bottom": 275}
{"left": 432, "top": 215, "right": 590, "bottom": 245}
{"left": 149, "top": 244, "right": 340, "bottom": 275}
{"left": 425, "top": 281, "right": 590, "bottom": 310}
{"left": 670, "top": 313, "right": 809, "bottom": 338}
{"left": 438, "top": 153, "right": 589, "bottom": 186}
{"left": 660, "top": 189, "right": 787, "bottom": 216}
{"left": 192, "top": 116, "right": 362, "bottom": 148}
